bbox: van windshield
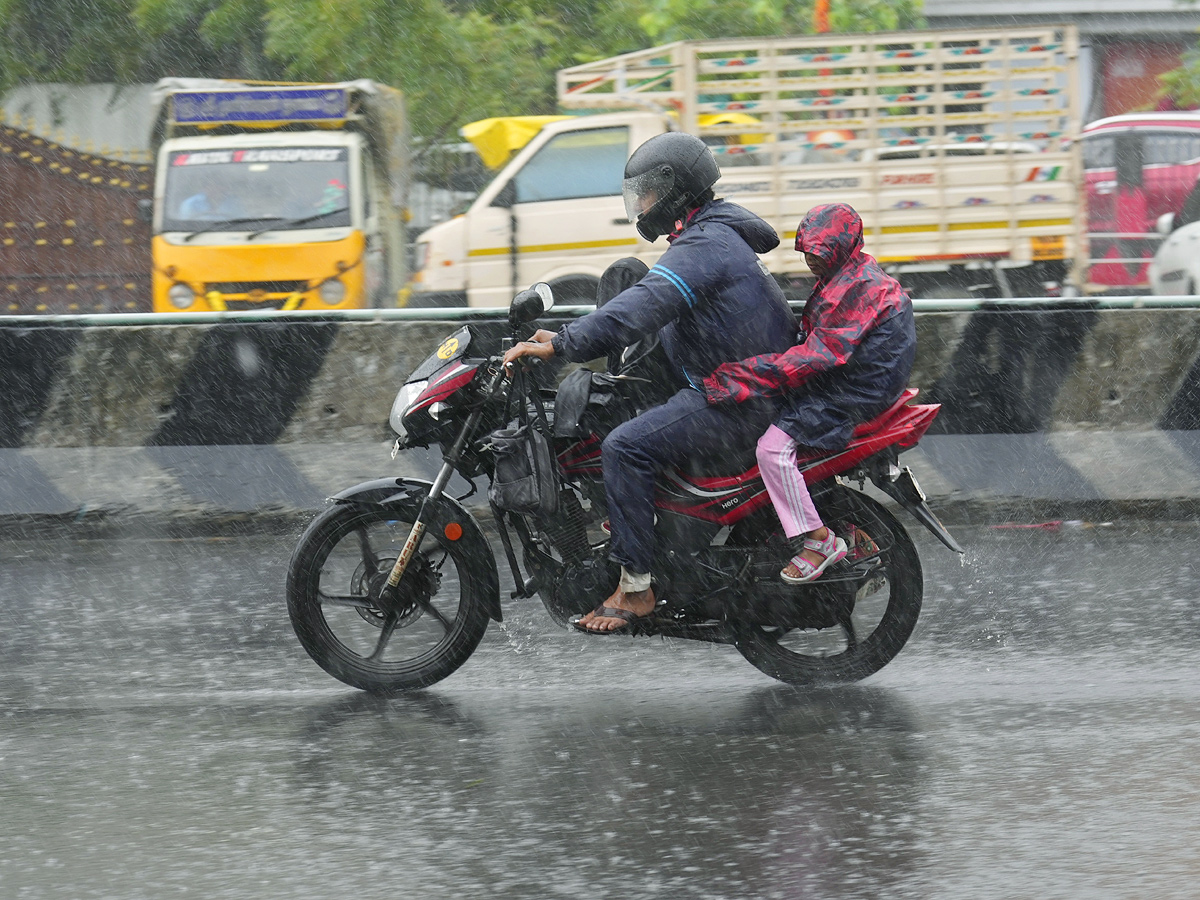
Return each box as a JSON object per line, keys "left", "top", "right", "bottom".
{"left": 1083, "top": 130, "right": 1200, "bottom": 170}
{"left": 161, "top": 147, "right": 352, "bottom": 232}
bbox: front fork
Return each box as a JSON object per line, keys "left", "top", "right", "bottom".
{"left": 382, "top": 365, "right": 506, "bottom": 595}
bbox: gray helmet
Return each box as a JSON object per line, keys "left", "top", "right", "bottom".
{"left": 623, "top": 132, "right": 720, "bottom": 241}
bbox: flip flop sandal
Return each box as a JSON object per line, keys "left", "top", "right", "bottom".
{"left": 781, "top": 532, "right": 848, "bottom": 584}
{"left": 572, "top": 605, "right": 654, "bottom": 636}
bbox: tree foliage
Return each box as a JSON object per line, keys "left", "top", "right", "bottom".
{"left": 1157, "top": 47, "right": 1200, "bottom": 111}
{"left": 0, "top": 0, "right": 925, "bottom": 139}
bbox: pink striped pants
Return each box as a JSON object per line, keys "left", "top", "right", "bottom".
{"left": 756, "top": 424, "right": 822, "bottom": 538}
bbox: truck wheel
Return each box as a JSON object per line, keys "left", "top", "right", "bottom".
{"left": 913, "top": 284, "right": 969, "bottom": 301}
{"left": 548, "top": 275, "right": 600, "bottom": 305}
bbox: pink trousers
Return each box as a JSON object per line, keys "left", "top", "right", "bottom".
{"left": 755, "top": 424, "right": 822, "bottom": 538}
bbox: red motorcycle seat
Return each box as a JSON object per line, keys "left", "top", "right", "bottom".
{"left": 850, "top": 387, "right": 919, "bottom": 439}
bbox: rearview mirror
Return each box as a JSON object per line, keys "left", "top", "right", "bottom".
{"left": 1157, "top": 211, "right": 1178, "bottom": 236}
{"left": 509, "top": 282, "right": 554, "bottom": 326}
{"left": 535, "top": 281, "right": 554, "bottom": 312}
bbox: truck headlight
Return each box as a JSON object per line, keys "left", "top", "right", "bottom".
{"left": 319, "top": 278, "right": 346, "bottom": 304}
{"left": 168, "top": 283, "right": 195, "bottom": 309}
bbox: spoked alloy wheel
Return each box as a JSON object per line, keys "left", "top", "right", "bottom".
{"left": 732, "top": 487, "right": 923, "bottom": 685}
{"left": 287, "top": 503, "right": 491, "bottom": 694}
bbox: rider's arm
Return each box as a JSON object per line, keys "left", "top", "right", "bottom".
{"left": 502, "top": 276, "right": 689, "bottom": 370}
{"left": 702, "top": 283, "right": 894, "bottom": 404}
{"left": 551, "top": 240, "right": 712, "bottom": 363}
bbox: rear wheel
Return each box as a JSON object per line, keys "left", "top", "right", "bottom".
{"left": 732, "top": 487, "right": 923, "bottom": 685}
{"left": 287, "top": 503, "right": 491, "bottom": 693}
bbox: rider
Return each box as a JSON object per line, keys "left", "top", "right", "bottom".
{"left": 502, "top": 132, "right": 796, "bottom": 634}
{"left": 702, "top": 202, "right": 916, "bottom": 583}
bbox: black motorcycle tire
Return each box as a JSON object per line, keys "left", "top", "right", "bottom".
{"left": 731, "top": 487, "right": 923, "bottom": 685}
{"left": 287, "top": 502, "right": 492, "bottom": 694}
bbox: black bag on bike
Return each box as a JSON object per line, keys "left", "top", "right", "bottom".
{"left": 487, "top": 369, "right": 559, "bottom": 517}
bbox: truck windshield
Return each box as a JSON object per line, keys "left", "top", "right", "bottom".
{"left": 161, "top": 146, "right": 352, "bottom": 233}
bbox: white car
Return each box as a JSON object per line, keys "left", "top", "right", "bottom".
{"left": 1148, "top": 188, "right": 1200, "bottom": 294}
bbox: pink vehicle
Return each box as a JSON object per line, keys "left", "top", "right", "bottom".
{"left": 1082, "top": 112, "right": 1200, "bottom": 290}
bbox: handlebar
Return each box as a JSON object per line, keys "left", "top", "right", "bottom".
{"left": 481, "top": 353, "right": 540, "bottom": 401}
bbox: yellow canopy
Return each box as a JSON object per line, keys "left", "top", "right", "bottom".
{"left": 697, "top": 112, "right": 768, "bottom": 145}
{"left": 460, "top": 116, "right": 571, "bottom": 169}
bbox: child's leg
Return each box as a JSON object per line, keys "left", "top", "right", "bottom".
{"left": 756, "top": 425, "right": 847, "bottom": 582}
{"left": 756, "top": 425, "right": 822, "bottom": 538}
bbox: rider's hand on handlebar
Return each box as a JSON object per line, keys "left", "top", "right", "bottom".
{"left": 502, "top": 330, "right": 557, "bottom": 376}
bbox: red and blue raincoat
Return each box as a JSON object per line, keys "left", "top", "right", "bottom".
{"left": 701, "top": 203, "right": 916, "bottom": 449}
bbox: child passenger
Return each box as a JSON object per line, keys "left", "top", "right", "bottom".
{"left": 702, "top": 203, "right": 916, "bottom": 583}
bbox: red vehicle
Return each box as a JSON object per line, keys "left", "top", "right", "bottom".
{"left": 286, "top": 283, "right": 962, "bottom": 694}
{"left": 1082, "top": 112, "right": 1200, "bottom": 290}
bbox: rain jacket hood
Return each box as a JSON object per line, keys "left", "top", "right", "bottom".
{"left": 696, "top": 198, "right": 781, "bottom": 254}
{"left": 795, "top": 202, "right": 865, "bottom": 276}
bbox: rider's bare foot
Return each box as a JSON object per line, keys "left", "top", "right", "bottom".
{"left": 576, "top": 586, "right": 656, "bottom": 633}
{"left": 781, "top": 526, "right": 834, "bottom": 580}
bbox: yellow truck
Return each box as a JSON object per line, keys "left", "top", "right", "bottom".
{"left": 148, "top": 79, "right": 408, "bottom": 312}
{"left": 410, "top": 25, "right": 1082, "bottom": 306}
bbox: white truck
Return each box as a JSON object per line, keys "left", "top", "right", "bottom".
{"left": 408, "top": 25, "right": 1082, "bottom": 307}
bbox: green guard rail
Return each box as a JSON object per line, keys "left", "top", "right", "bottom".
{"left": 3, "top": 295, "right": 1200, "bottom": 326}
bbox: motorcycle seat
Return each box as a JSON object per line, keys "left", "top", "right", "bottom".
{"left": 850, "top": 387, "right": 918, "bottom": 439}
{"left": 678, "top": 388, "right": 918, "bottom": 479}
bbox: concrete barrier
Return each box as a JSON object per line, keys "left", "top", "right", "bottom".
{"left": 3, "top": 303, "right": 1200, "bottom": 522}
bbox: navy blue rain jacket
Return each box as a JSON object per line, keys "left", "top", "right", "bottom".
{"left": 550, "top": 200, "right": 797, "bottom": 387}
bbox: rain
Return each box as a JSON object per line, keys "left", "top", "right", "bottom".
{"left": 3, "top": 1, "right": 1200, "bottom": 898}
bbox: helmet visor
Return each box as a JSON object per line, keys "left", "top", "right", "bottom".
{"left": 623, "top": 167, "right": 676, "bottom": 222}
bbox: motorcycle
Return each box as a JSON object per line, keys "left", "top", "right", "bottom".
{"left": 286, "top": 283, "right": 963, "bottom": 694}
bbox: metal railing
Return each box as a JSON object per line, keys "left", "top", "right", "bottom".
{"left": 0, "top": 294, "right": 1199, "bottom": 326}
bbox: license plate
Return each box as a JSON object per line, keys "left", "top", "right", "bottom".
{"left": 1031, "top": 235, "right": 1065, "bottom": 261}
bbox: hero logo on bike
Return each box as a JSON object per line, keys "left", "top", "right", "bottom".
{"left": 437, "top": 337, "right": 460, "bottom": 360}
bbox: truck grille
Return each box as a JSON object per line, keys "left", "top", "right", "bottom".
{"left": 205, "top": 281, "right": 307, "bottom": 294}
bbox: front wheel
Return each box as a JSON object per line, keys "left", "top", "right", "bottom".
{"left": 287, "top": 502, "right": 492, "bottom": 694}
{"left": 732, "top": 487, "right": 923, "bottom": 685}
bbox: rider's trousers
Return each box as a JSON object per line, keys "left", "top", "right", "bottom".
{"left": 601, "top": 387, "right": 774, "bottom": 575}
{"left": 755, "top": 424, "right": 823, "bottom": 537}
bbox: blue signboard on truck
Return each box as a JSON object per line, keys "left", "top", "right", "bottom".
{"left": 170, "top": 88, "right": 350, "bottom": 125}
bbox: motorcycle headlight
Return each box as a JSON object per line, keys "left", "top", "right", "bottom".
{"left": 319, "top": 278, "right": 347, "bottom": 304}
{"left": 167, "top": 283, "right": 195, "bottom": 309}
{"left": 389, "top": 380, "right": 428, "bottom": 436}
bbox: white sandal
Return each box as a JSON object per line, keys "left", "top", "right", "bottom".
{"left": 781, "top": 530, "right": 848, "bottom": 584}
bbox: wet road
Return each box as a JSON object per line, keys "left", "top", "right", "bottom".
{"left": 2, "top": 518, "right": 1199, "bottom": 899}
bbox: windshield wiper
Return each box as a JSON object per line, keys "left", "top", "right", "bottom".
{"left": 247, "top": 208, "right": 350, "bottom": 240}
{"left": 182, "top": 217, "right": 281, "bottom": 242}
